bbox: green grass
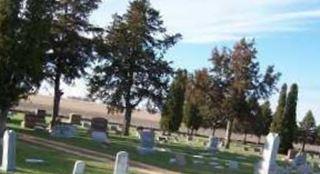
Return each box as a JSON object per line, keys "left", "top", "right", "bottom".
{"left": 7, "top": 113, "right": 320, "bottom": 174}
{"left": 8, "top": 113, "right": 261, "bottom": 174}
{"left": 1, "top": 141, "right": 114, "bottom": 174}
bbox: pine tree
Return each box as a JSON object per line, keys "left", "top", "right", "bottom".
{"left": 45, "top": 0, "right": 101, "bottom": 128}
{"left": 183, "top": 100, "right": 202, "bottom": 135}
{"left": 89, "top": 0, "right": 181, "bottom": 135}
{"left": 160, "top": 69, "right": 188, "bottom": 132}
{"left": 270, "top": 84, "right": 287, "bottom": 133}
{"left": 279, "top": 83, "right": 298, "bottom": 154}
{"left": 254, "top": 101, "right": 273, "bottom": 143}
{"left": 298, "top": 110, "right": 316, "bottom": 151}
{"left": 0, "top": 0, "right": 51, "bottom": 135}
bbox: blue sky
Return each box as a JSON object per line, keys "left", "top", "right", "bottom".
{"left": 40, "top": 0, "right": 320, "bottom": 124}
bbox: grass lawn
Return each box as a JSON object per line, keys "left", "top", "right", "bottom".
{"left": 2, "top": 141, "right": 114, "bottom": 174}
{"left": 7, "top": 113, "right": 261, "bottom": 174}
{"left": 7, "top": 113, "right": 320, "bottom": 174}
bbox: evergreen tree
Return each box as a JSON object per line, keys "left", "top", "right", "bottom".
{"left": 209, "top": 39, "right": 280, "bottom": 149}
{"left": 298, "top": 110, "right": 316, "bottom": 151}
{"left": 270, "top": 84, "right": 287, "bottom": 133}
{"left": 279, "top": 83, "right": 298, "bottom": 154}
{"left": 45, "top": 0, "right": 101, "bottom": 128}
{"left": 89, "top": 0, "right": 181, "bottom": 135}
{"left": 251, "top": 101, "right": 273, "bottom": 144}
{"left": 183, "top": 100, "right": 202, "bottom": 135}
{"left": 0, "top": 0, "right": 51, "bottom": 135}
{"left": 316, "top": 125, "right": 320, "bottom": 145}
{"left": 160, "top": 69, "right": 188, "bottom": 132}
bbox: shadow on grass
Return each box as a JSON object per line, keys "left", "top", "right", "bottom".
{"left": 10, "top": 119, "right": 259, "bottom": 174}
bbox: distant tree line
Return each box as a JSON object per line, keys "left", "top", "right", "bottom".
{"left": 160, "top": 40, "right": 320, "bottom": 153}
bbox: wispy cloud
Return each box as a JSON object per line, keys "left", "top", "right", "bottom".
{"left": 90, "top": 0, "right": 320, "bottom": 43}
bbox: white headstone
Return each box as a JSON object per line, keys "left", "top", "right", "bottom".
{"left": 1, "top": 130, "right": 16, "bottom": 172}
{"left": 256, "top": 133, "right": 280, "bottom": 174}
{"left": 72, "top": 160, "right": 85, "bottom": 174}
{"left": 114, "top": 151, "right": 129, "bottom": 174}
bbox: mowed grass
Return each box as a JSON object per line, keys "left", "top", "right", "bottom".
{"left": 7, "top": 113, "right": 264, "bottom": 174}
{"left": 0, "top": 141, "right": 114, "bottom": 174}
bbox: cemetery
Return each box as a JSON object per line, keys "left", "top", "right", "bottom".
{"left": 1, "top": 0, "right": 320, "bottom": 173}
{"left": 0, "top": 111, "right": 318, "bottom": 173}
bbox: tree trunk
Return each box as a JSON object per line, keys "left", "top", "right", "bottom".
{"left": 258, "top": 136, "right": 261, "bottom": 144}
{"left": 301, "top": 141, "right": 306, "bottom": 152}
{"left": 0, "top": 110, "right": 8, "bottom": 138}
{"left": 211, "top": 128, "right": 216, "bottom": 136}
{"left": 243, "top": 132, "right": 247, "bottom": 145}
{"left": 50, "top": 72, "right": 62, "bottom": 129}
{"left": 122, "top": 107, "right": 132, "bottom": 136}
{"left": 224, "top": 118, "right": 233, "bottom": 149}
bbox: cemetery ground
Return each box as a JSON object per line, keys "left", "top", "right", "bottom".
{"left": 5, "top": 113, "right": 320, "bottom": 174}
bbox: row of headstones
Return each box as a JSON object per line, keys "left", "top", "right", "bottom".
{"left": 22, "top": 109, "right": 112, "bottom": 143}
{"left": 22, "top": 109, "right": 83, "bottom": 129}
{"left": 255, "top": 133, "right": 317, "bottom": 174}
{"left": 73, "top": 151, "right": 129, "bottom": 174}
{"left": 0, "top": 129, "right": 130, "bottom": 174}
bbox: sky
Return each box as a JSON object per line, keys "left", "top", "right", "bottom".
{"left": 40, "top": 0, "right": 320, "bottom": 124}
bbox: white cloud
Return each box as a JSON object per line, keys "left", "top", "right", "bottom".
{"left": 90, "top": 0, "right": 320, "bottom": 43}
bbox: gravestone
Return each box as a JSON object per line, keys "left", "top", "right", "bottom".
{"left": 206, "top": 136, "right": 219, "bottom": 154}
{"left": 293, "top": 152, "right": 307, "bottom": 167}
{"left": 22, "top": 112, "right": 46, "bottom": 129}
{"left": 1, "top": 130, "right": 16, "bottom": 172}
{"left": 72, "top": 160, "right": 85, "bottom": 174}
{"left": 35, "top": 109, "right": 46, "bottom": 118}
{"left": 228, "top": 160, "right": 239, "bottom": 170}
{"left": 137, "top": 130, "right": 155, "bottom": 155}
{"left": 255, "top": 133, "right": 280, "bottom": 174}
{"left": 175, "top": 153, "right": 186, "bottom": 166}
{"left": 90, "top": 117, "right": 108, "bottom": 132}
{"left": 91, "top": 131, "right": 107, "bottom": 143}
{"left": 90, "top": 117, "right": 108, "bottom": 143}
{"left": 114, "top": 151, "right": 129, "bottom": 174}
{"left": 50, "top": 123, "right": 77, "bottom": 138}
{"left": 69, "top": 113, "right": 82, "bottom": 125}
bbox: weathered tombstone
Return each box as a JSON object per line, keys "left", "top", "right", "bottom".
{"left": 91, "top": 131, "right": 107, "bottom": 143}
{"left": 293, "top": 152, "right": 307, "bottom": 167}
{"left": 228, "top": 160, "right": 239, "bottom": 170}
{"left": 90, "top": 117, "right": 108, "bottom": 132}
{"left": 137, "top": 130, "right": 155, "bottom": 155}
{"left": 35, "top": 109, "right": 46, "bottom": 118}
{"left": 69, "top": 113, "right": 82, "bottom": 125}
{"left": 22, "top": 113, "right": 36, "bottom": 128}
{"left": 72, "top": 160, "right": 85, "bottom": 174}
{"left": 113, "top": 151, "right": 129, "bottom": 174}
{"left": 50, "top": 123, "right": 77, "bottom": 138}
{"left": 206, "top": 136, "right": 219, "bottom": 154}
{"left": 90, "top": 117, "right": 108, "bottom": 143}
{"left": 175, "top": 153, "right": 186, "bottom": 166}
{"left": 1, "top": 130, "right": 16, "bottom": 172}
{"left": 255, "top": 133, "right": 280, "bottom": 174}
